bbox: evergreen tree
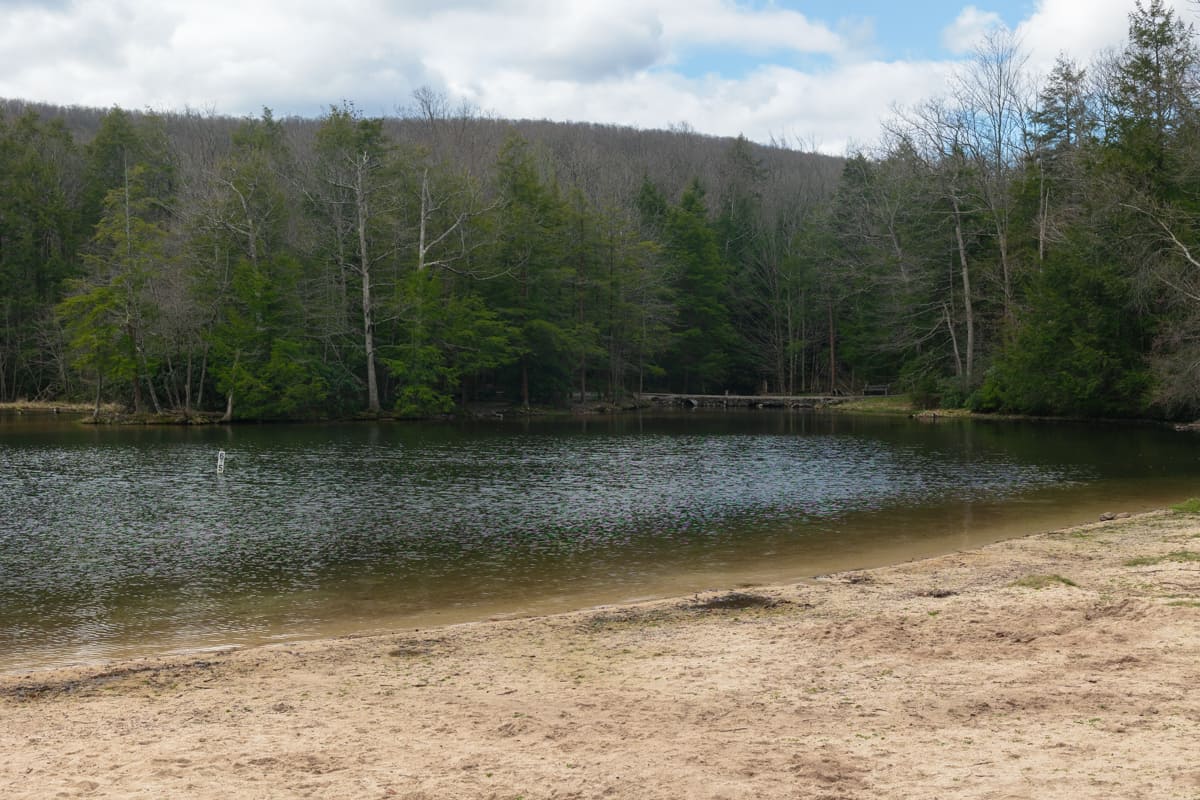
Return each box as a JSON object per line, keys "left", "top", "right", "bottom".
{"left": 381, "top": 270, "right": 517, "bottom": 415}
{"left": 1033, "top": 56, "right": 1094, "bottom": 159}
{"left": 487, "top": 135, "right": 573, "bottom": 407}
{"left": 59, "top": 165, "right": 170, "bottom": 413}
{"left": 1107, "top": 0, "right": 1198, "bottom": 189}
{"left": 662, "top": 180, "right": 737, "bottom": 393}
{"left": 82, "top": 108, "right": 174, "bottom": 230}
{"left": 975, "top": 231, "right": 1149, "bottom": 417}
{"left": 0, "top": 111, "right": 82, "bottom": 400}
{"left": 312, "top": 103, "right": 404, "bottom": 414}
{"left": 597, "top": 203, "right": 673, "bottom": 398}
{"left": 207, "top": 253, "right": 330, "bottom": 419}
{"left": 190, "top": 109, "right": 313, "bottom": 418}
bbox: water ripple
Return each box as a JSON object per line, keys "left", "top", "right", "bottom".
{"left": 1, "top": 412, "right": 1195, "bottom": 669}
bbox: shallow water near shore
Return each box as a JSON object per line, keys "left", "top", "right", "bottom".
{"left": 2, "top": 410, "right": 1198, "bottom": 672}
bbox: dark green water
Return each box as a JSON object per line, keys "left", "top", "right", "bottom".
{"left": 2, "top": 411, "right": 1198, "bottom": 672}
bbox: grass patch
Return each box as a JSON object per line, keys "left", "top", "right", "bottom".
{"left": 828, "top": 395, "right": 916, "bottom": 415}
{"left": 1167, "top": 600, "right": 1200, "bottom": 608}
{"left": 1166, "top": 496, "right": 1200, "bottom": 515}
{"left": 1124, "top": 550, "right": 1200, "bottom": 567}
{"left": 0, "top": 400, "right": 123, "bottom": 415}
{"left": 1009, "top": 574, "right": 1078, "bottom": 590}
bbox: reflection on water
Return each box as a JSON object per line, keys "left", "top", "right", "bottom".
{"left": 1, "top": 411, "right": 1198, "bottom": 672}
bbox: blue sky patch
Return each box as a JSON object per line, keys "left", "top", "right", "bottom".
{"left": 670, "top": 0, "right": 1037, "bottom": 80}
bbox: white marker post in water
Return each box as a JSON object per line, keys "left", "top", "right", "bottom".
{"left": 217, "top": 449, "right": 226, "bottom": 473}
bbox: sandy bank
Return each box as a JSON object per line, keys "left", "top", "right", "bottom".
{"left": 3, "top": 511, "right": 1200, "bottom": 799}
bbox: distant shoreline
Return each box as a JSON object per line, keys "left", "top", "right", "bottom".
{"left": 4, "top": 395, "right": 918, "bottom": 425}
{"left": 4, "top": 395, "right": 1193, "bottom": 431}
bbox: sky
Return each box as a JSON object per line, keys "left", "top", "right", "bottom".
{"left": 0, "top": 0, "right": 1193, "bottom": 154}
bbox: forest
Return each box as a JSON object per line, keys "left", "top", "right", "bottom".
{"left": 2, "top": 0, "right": 1199, "bottom": 421}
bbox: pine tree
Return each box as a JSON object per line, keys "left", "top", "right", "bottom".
{"left": 662, "top": 180, "right": 737, "bottom": 393}
{"left": 1108, "top": 0, "right": 1198, "bottom": 188}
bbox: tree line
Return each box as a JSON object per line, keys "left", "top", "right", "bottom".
{"left": 2, "top": 0, "right": 1199, "bottom": 420}
{"left": 836, "top": 0, "right": 1200, "bottom": 418}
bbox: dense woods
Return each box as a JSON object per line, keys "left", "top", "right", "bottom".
{"left": 4, "top": 0, "right": 1200, "bottom": 420}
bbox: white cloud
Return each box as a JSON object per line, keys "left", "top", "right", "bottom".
{"left": 658, "top": 0, "right": 845, "bottom": 55}
{"left": 0, "top": 0, "right": 858, "bottom": 147}
{"left": 0, "top": 0, "right": 1191, "bottom": 155}
{"left": 941, "top": 6, "right": 1006, "bottom": 55}
{"left": 467, "top": 58, "right": 953, "bottom": 155}
{"left": 1015, "top": 0, "right": 1187, "bottom": 75}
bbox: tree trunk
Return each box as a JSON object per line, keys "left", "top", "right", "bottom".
{"left": 184, "top": 350, "right": 193, "bottom": 415}
{"left": 638, "top": 313, "right": 646, "bottom": 396}
{"left": 799, "top": 289, "right": 807, "bottom": 393}
{"left": 1037, "top": 161, "right": 1048, "bottom": 265}
{"left": 951, "top": 196, "right": 975, "bottom": 384}
{"left": 131, "top": 370, "right": 143, "bottom": 413}
{"left": 219, "top": 351, "right": 238, "bottom": 422}
{"left": 356, "top": 155, "right": 380, "bottom": 414}
{"left": 142, "top": 371, "right": 161, "bottom": 413}
{"left": 996, "top": 225, "right": 1013, "bottom": 324}
{"left": 827, "top": 298, "right": 837, "bottom": 394}
{"left": 142, "top": 349, "right": 162, "bottom": 414}
{"left": 784, "top": 296, "right": 792, "bottom": 395}
{"left": 197, "top": 348, "right": 207, "bottom": 410}
{"left": 417, "top": 168, "right": 428, "bottom": 271}
{"left": 944, "top": 303, "right": 963, "bottom": 378}
{"left": 521, "top": 359, "right": 530, "bottom": 410}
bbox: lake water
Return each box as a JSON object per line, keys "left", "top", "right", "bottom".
{"left": 2, "top": 410, "right": 1198, "bottom": 673}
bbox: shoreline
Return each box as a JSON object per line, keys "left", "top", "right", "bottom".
{"left": 4, "top": 510, "right": 1200, "bottom": 798}
{"left": 0, "top": 394, "right": 962, "bottom": 424}
{"left": 7, "top": 395, "right": 1197, "bottom": 431}
{"left": 5, "top": 482, "right": 1184, "bottom": 678}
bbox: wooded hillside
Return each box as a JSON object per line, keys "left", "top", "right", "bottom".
{"left": 3, "top": 0, "right": 1199, "bottom": 420}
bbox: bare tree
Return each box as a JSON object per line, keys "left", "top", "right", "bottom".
{"left": 885, "top": 100, "right": 982, "bottom": 384}
{"left": 310, "top": 104, "right": 404, "bottom": 414}
{"left": 951, "top": 28, "right": 1034, "bottom": 322}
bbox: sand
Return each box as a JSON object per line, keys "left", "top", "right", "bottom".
{"left": 3, "top": 510, "right": 1200, "bottom": 799}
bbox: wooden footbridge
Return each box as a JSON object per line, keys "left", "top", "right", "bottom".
{"left": 638, "top": 392, "right": 855, "bottom": 409}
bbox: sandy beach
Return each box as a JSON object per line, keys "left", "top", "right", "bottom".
{"left": 3, "top": 510, "right": 1199, "bottom": 799}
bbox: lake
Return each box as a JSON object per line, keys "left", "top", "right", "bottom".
{"left": 2, "top": 410, "right": 1197, "bottom": 673}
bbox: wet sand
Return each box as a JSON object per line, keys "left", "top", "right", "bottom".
{"left": 3, "top": 510, "right": 1199, "bottom": 799}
